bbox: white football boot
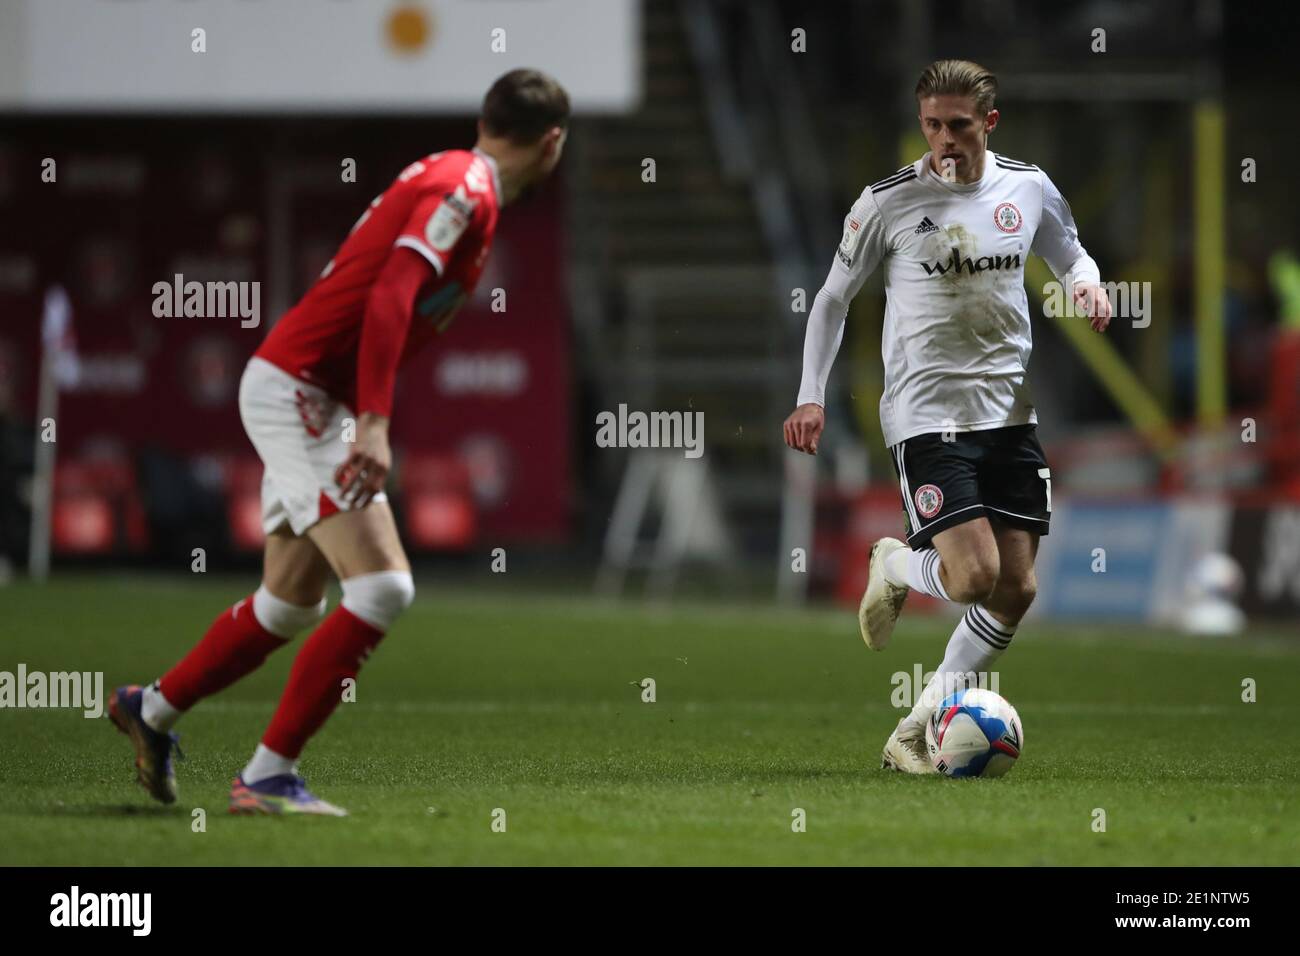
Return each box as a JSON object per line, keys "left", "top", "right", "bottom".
{"left": 881, "top": 717, "right": 937, "bottom": 774}
{"left": 858, "top": 537, "right": 909, "bottom": 651}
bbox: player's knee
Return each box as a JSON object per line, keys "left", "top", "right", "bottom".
{"left": 1006, "top": 575, "right": 1037, "bottom": 617}
{"left": 253, "top": 584, "right": 328, "bottom": 639}
{"left": 949, "top": 559, "right": 999, "bottom": 604}
{"left": 987, "top": 571, "right": 1036, "bottom": 623}
{"left": 340, "top": 570, "right": 415, "bottom": 632}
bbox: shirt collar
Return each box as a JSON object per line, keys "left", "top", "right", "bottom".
{"left": 920, "top": 151, "right": 988, "bottom": 193}
{"left": 472, "top": 147, "right": 504, "bottom": 202}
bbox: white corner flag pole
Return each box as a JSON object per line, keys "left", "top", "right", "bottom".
{"left": 28, "top": 285, "right": 73, "bottom": 582}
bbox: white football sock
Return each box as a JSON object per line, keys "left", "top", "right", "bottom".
{"left": 242, "top": 744, "right": 296, "bottom": 785}
{"left": 884, "top": 547, "right": 951, "bottom": 601}
{"left": 904, "top": 604, "right": 1016, "bottom": 729}
{"left": 141, "top": 681, "right": 182, "bottom": 733}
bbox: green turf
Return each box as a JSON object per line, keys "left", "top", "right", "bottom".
{"left": 1, "top": 574, "right": 1297, "bottom": 865}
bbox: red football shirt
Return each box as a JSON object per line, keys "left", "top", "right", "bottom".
{"left": 255, "top": 148, "right": 501, "bottom": 415}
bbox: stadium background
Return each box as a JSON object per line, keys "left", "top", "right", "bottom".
{"left": 3, "top": 0, "right": 1296, "bottom": 624}
{"left": 1, "top": 0, "right": 1298, "bottom": 869}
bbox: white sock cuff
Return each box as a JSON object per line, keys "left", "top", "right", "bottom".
{"left": 252, "top": 585, "right": 327, "bottom": 639}
{"left": 915, "top": 670, "right": 976, "bottom": 713}
{"left": 909, "top": 549, "right": 951, "bottom": 601}
{"left": 341, "top": 570, "right": 415, "bottom": 631}
{"left": 242, "top": 743, "right": 296, "bottom": 785}
{"left": 883, "top": 546, "right": 910, "bottom": 587}
{"left": 909, "top": 606, "right": 1015, "bottom": 723}
{"left": 141, "top": 680, "right": 182, "bottom": 732}
{"left": 964, "top": 604, "right": 1016, "bottom": 651}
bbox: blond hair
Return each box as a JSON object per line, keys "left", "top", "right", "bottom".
{"left": 915, "top": 60, "right": 998, "bottom": 115}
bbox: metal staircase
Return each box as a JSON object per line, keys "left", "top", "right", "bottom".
{"left": 572, "top": 0, "right": 796, "bottom": 580}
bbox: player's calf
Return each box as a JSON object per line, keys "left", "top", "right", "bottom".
{"left": 239, "top": 570, "right": 415, "bottom": 790}
{"left": 984, "top": 570, "right": 1037, "bottom": 625}
{"left": 881, "top": 543, "right": 998, "bottom": 605}
{"left": 925, "top": 518, "right": 1001, "bottom": 604}
{"left": 882, "top": 545, "right": 951, "bottom": 600}
{"left": 144, "top": 586, "right": 327, "bottom": 732}
{"left": 110, "top": 586, "right": 327, "bottom": 808}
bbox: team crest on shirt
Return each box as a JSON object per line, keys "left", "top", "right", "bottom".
{"left": 425, "top": 185, "right": 478, "bottom": 252}
{"left": 993, "top": 201, "right": 1022, "bottom": 234}
{"left": 915, "top": 484, "right": 943, "bottom": 519}
{"left": 838, "top": 216, "right": 864, "bottom": 267}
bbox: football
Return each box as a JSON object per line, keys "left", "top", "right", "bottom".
{"left": 926, "top": 687, "right": 1024, "bottom": 778}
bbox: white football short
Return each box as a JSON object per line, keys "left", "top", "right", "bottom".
{"left": 238, "top": 356, "right": 387, "bottom": 536}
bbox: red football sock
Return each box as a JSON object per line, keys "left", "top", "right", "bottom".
{"left": 261, "top": 606, "right": 385, "bottom": 759}
{"left": 158, "top": 595, "right": 289, "bottom": 711}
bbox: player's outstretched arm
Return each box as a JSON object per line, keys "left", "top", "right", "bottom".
{"left": 786, "top": 287, "right": 847, "bottom": 455}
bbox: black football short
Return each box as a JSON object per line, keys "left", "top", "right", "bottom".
{"left": 887, "top": 424, "right": 1051, "bottom": 549}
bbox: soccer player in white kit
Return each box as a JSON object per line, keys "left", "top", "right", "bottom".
{"left": 783, "top": 60, "right": 1112, "bottom": 773}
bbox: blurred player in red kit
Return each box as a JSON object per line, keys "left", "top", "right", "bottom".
{"left": 108, "top": 69, "right": 570, "bottom": 815}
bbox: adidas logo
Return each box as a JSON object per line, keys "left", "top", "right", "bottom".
{"left": 914, "top": 216, "right": 940, "bottom": 235}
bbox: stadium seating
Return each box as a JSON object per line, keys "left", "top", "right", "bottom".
{"left": 52, "top": 458, "right": 149, "bottom": 554}
{"left": 220, "top": 455, "right": 266, "bottom": 552}
{"left": 397, "top": 452, "right": 475, "bottom": 550}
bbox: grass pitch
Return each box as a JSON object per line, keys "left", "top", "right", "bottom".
{"left": 2, "top": 574, "right": 1297, "bottom": 866}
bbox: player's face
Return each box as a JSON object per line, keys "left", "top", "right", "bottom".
{"left": 918, "top": 95, "right": 998, "bottom": 181}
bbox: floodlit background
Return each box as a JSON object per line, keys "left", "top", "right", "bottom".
{"left": 3, "top": 0, "right": 1300, "bottom": 873}
{"left": 0, "top": 0, "right": 1296, "bottom": 628}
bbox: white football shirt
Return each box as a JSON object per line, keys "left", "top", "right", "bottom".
{"left": 796, "top": 151, "right": 1100, "bottom": 447}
